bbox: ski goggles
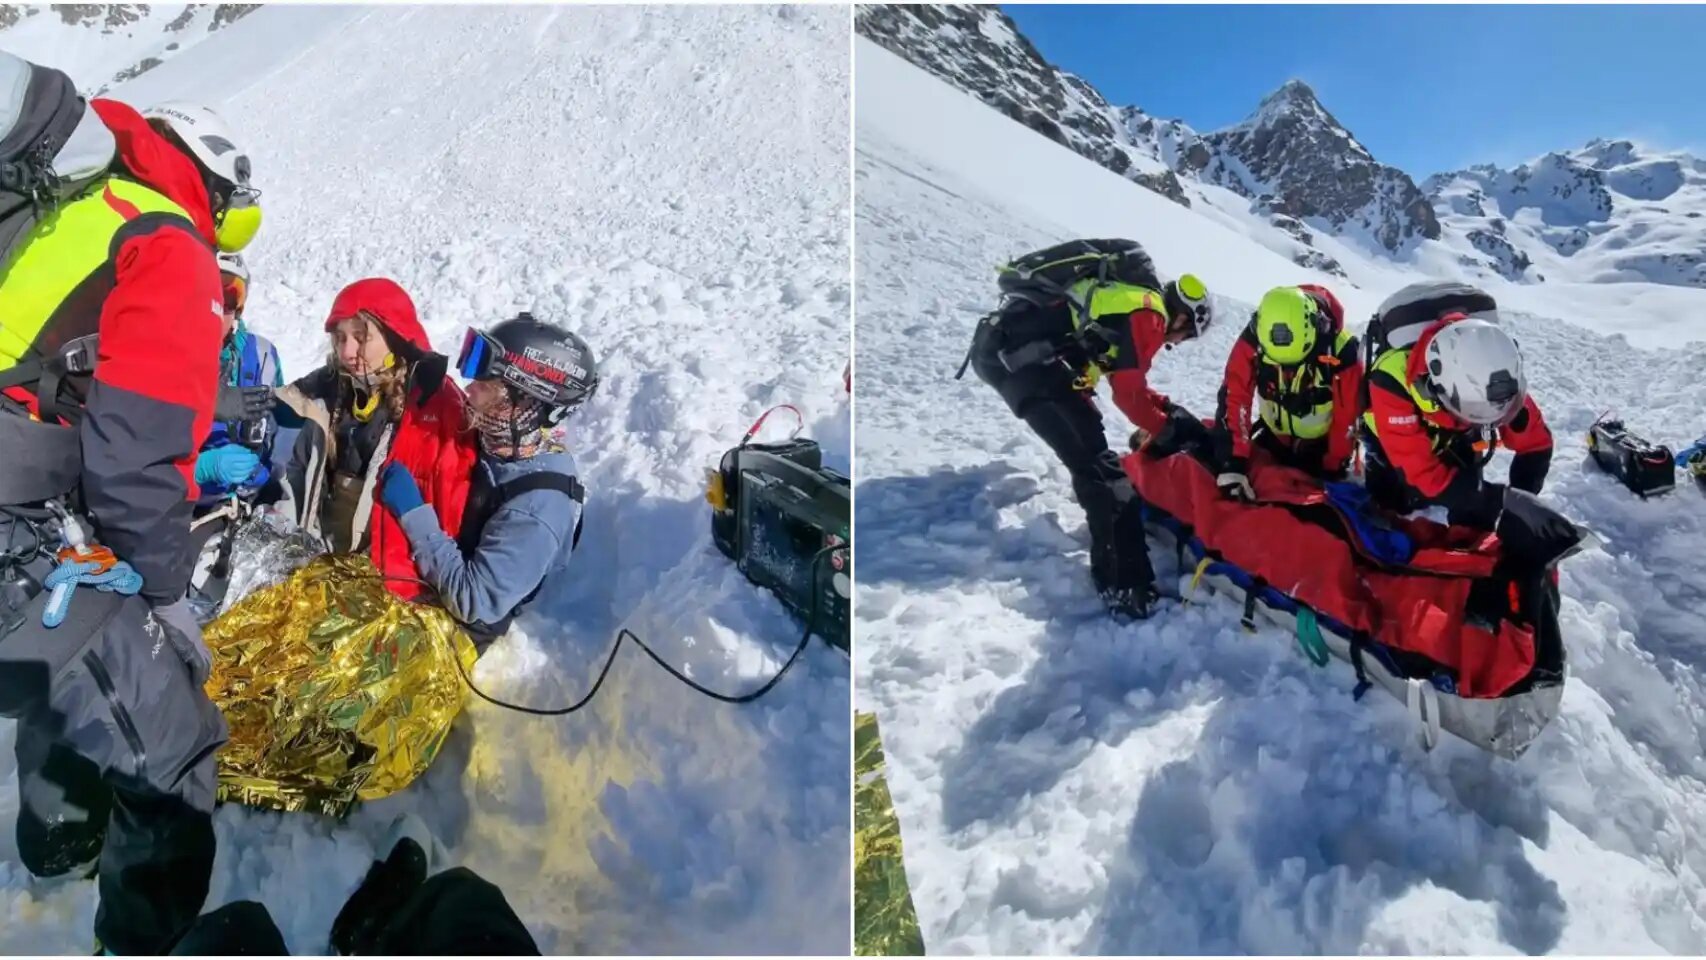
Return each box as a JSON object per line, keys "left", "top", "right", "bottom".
{"left": 456, "top": 326, "right": 565, "bottom": 406}
{"left": 457, "top": 327, "right": 503, "bottom": 382}
{"left": 222, "top": 273, "right": 248, "bottom": 314}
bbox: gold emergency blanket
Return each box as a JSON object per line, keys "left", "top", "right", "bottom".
{"left": 854, "top": 711, "right": 925, "bottom": 956}
{"left": 202, "top": 553, "right": 478, "bottom": 817}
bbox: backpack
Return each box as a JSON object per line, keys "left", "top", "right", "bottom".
{"left": 997, "top": 239, "right": 1162, "bottom": 309}
{"left": 0, "top": 52, "right": 116, "bottom": 268}
{"left": 1365, "top": 280, "right": 1498, "bottom": 365}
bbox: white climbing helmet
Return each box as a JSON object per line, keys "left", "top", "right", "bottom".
{"left": 1422, "top": 317, "right": 1527, "bottom": 426}
{"left": 142, "top": 102, "right": 251, "bottom": 188}
{"left": 217, "top": 252, "right": 248, "bottom": 285}
{"left": 143, "top": 101, "right": 261, "bottom": 251}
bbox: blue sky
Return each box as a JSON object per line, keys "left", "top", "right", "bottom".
{"left": 1001, "top": 5, "right": 1706, "bottom": 177}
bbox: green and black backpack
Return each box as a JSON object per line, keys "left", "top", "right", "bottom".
{"left": 996, "top": 238, "right": 1162, "bottom": 309}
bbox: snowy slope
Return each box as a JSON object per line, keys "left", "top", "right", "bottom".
{"left": 856, "top": 39, "right": 1706, "bottom": 955}
{"left": 0, "top": 7, "right": 850, "bottom": 954}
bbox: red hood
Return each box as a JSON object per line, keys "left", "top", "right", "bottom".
{"left": 91, "top": 98, "right": 217, "bottom": 246}
{"left": 325, "top": 277, "right": 431, "bottom": 354}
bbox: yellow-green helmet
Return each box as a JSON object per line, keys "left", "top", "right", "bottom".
{"left": 1255, "top": 286, "right": 1319, "bottom": 365}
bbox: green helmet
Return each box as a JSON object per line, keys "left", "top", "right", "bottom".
{"left": 1255, "top": 286, "right": 1319, "bottom": 365}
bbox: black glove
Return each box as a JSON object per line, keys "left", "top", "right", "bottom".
{"left": 1496, "top": 487, "right": 1585, "bottom": 573}
{"left": 1147, "top": 404, "right": 1211, "bottom": 458}
{"left": 214, "top": 384, "right": 275, "bottom": 423}
{"left": 1444, "top": 477, "right": 1507, "bottom": 531}
{"left": 1508, "top": 449, "right": 1552, "bottom": 496}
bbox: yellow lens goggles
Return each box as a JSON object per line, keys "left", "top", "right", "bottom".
{"left": 216, "top": 192, "right": 263, "bottom": 253}
{"left": 1177, "top": 273, "right": 1207, "bottom": 302}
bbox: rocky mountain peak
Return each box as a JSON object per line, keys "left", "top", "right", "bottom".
{"left": 1203, "top": 79, "right": 1437, "bottom": 252}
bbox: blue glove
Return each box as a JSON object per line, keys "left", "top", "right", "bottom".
{"left": 195, "top": 445, "right": 262, "bottom": 487}
{"left": 379, "top": 462, "right": 426, "bottom": 517}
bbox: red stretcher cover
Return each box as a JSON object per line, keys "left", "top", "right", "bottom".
{"left": 1121, "top": 448, "right": 1538, "bottom": 698}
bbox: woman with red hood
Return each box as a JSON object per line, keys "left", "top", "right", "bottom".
{"left": 275, "top": 279, "right": 477, "bottom": 596}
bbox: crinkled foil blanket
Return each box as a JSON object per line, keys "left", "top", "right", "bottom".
{"left": 854, "top": 711, "right": 925, "bottom": 956}
{"left": 202, "top": 519, "right": 477, "bottom": 817}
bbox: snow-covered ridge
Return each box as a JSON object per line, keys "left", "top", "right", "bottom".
{"left": 857, "top": 4, "right": 1706, "bottom": 295}
{"left": 0, "top": 4, "right": 255, "bottom": 93}
{"left": 1428, "top": 139, "right": 1706, "bottom": 287}
{"left": 1201, "top": 78, "right": 1440, "bottom": 255}
{"left": 855, "top": 4, "right": 1438, "bottom": 263}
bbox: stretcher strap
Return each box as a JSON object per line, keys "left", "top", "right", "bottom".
{"left": 1186, "top": 556, "right": 1212, "bottom": 602}
{"left": 1295, "top": 608, "right": 1330, "bottom": 667}
{"left": 1241, "top": 576, "right": 1266, "bottom": 632}
{"left": 1349, "top": 635, "right": 1373, "bottom": 700}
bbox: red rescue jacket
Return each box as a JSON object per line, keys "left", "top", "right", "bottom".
{"left": 1217, "top": 284, "right": 1362, "bottom": 473}
{"left": 1105, "top": 308, "right": 1173, "bottom": 435}
{"left": 0, "top": 99, "right": 225, "bottom": 603}
{"left": 1366, "top": 316, "right": 1553, "bottom": 498}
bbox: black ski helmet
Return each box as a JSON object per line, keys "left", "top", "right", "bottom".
{"left": 457, "top": 312, "right": 600, "bottom": 426}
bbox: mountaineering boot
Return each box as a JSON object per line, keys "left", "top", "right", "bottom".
{"left": 330, "top": 813, "right": 444, "bottom": 954}
{"left": 378, "top": 811, "right": 446, "bottom": 876}
{"left": 1100, "top": 583, "right": 1161, "bottom": 621}
{"left": 15, "top": 737, "right": 111, "bottom": 882}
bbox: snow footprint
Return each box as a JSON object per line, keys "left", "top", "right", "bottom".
{"left": 1133, "top": 763, "right": 1215, "bottom": 868}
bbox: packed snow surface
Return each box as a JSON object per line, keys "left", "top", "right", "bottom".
{"left": 856, "top": 40, "right": 1706, "bottom": 955}
{"left": 0, "top": 7, "right": 850, "bottom": 954}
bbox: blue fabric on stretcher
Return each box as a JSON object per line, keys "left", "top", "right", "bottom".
{"left": 1324, "top": 482, "right": 1416, "bottom": 565}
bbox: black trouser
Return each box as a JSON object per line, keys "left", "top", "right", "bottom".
{"left": 1220, "top": 424, "right": 1332, "bottom": 476}
{"left": 0, "top": 580, "right": 224, "bottom": 954}
{"left": 171, "top": 868, "right": 541, "bottom": 955}
{"left": 1361, "top": 426, "right": 1503, "bottom": 529}
{"left": 969, "top": 320, "right": 1153, "bottom": 594}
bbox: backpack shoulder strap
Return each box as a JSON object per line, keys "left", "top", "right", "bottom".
{"left": 497, "top": 470, "right": 585, "bottom": 549}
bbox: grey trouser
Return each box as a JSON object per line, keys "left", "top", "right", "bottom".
{"left": 1, "top": 584, "right": 226, "bottom": 954}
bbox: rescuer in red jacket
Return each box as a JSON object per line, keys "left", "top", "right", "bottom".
{"left": 0, "top": 55, "right": 265, "bottom": 953}
{"left": 966, "top": 239, "right": 1216, "bottom": 619}
{"left": 1213, "top": 284, "right": 1363, "bottom": 498}
{"left": 1362, "top": 312, "right": 1553, "bottom": 529}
